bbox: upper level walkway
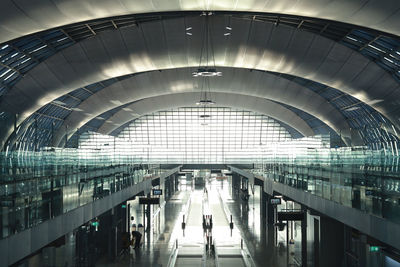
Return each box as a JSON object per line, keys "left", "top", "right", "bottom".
{"left": 230, "top": 158, "right": 400, "bottom": 251}
{"left": 0, "top": 151, "right": 181, "bottom": 267}
{"left": 2, "top": 140, "right": 400, "bottom": 264}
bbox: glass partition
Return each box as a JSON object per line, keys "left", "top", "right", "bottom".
{"left": 252, "top": 144, "right": 400, "bottom": 225}
{"left": 0, "top": 149, "right": 163, "bottom": 239}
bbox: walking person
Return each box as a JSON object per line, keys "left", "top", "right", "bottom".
{"left": 131, "top": 230, "right": 142, "bottom": 249}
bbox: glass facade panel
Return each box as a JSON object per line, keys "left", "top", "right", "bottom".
{"left": 114, "top": 107, "right": 292, "bottom": 163}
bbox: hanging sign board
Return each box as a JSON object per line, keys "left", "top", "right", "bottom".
{"left": 139, "top": 197, "right": 160, "bottom": 205}
{"left": 277, "top": 211, "right": 304, "bottom": 221}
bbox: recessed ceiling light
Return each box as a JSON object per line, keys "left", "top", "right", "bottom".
{"left": 344, "top": 106, "right": 360, "bottom": 111}
{"left": 366, "top": 99, "right": 383, "bottom": 105}
{"left": 52, "top": 100, "right": 66, "bottom": 106}
{"left": 110, "top": 100, "right": 122, "bottom": 105}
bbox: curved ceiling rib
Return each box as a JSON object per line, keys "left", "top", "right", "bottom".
{"left": 8, "top": 66, "right": 386, "bottom": 151}
{"left": 0, "top": 0, "right": 399, "bottom": 44}
{"left": 1, "top": 12, "right": 400, "bottom": 104}
{"left": 1, "top": 16, "right": 399, "bottom": 148}
{"left": 9, "top": 92, "right": 314, "bottom": 150}
{"left": 51, "top": 67, "right": 348, "bottom": 146}
{"left": 90, "top": 92, "right": 314, "bottom": 137}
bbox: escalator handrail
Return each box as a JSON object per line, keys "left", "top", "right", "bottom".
{"left": 167, "top": 239, "right": 179, "bottom": 267}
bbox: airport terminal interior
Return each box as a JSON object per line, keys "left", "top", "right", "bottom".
{"left": 1, "top": 1, "right": 400, "bottom": 267}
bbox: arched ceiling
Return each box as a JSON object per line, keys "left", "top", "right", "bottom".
{"left": 1, "top": 15, "right": 399, "bottom": 150}
{"left": 0, "top": 6, "right": 399, "bottom": 152}
{"left": 1, "top": 11, "right": 400, "bottom": 103}
{"left": 2, "top": 15, "right": 399, "bottom": 119}
{"left": 0, "top": 0, "right": 399, "bottom": 44}
{"left": 8, "top": 92, "right": 314, "bottom": 151}
{"left": 51, "top": 67, "right": 347, "bottom": 146}
{"left": 80, "top": 92, "right": 315, "bottom": 136}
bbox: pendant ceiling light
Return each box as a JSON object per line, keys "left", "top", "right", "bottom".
{"left": 193, "top": 12, "right": 220, "bottom": 110}
{"left": 192, "top": 12, "right": 221, "bottom": 79}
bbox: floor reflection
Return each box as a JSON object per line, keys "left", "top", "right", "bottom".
{"left": 98, "top": 178, "right": 304, "bottom": 267}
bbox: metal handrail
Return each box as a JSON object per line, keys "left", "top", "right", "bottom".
{"left": 201, "top": 240, "right": 207, "bottom": 267}
{"left": 216, "top": 189, "right": 231, "bottom": 222}
{"left": 213, "top": 238, "right": 220, "bottom": 267}
{"left": 167, "top": 192, "right": 194, "bottom": 267}
{"left": 182, "top": 193, "right": 193, "bottom": 220}
{"left": 240, "top": 239, "right": 257, "bottom": 267}
{"left": 216, "top": 189, "right": 257, "bottom": 267}
{"left": 167, "top": 239, "right": 179, "bottom": 267}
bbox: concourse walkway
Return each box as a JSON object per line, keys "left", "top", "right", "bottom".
{"left": 207, "top": 181, "right": 253, "bottom": 267}
{"left": 169, "top": 179, "right": 256, "bottom": 267}
{"left": 219, "top": 181, "right": 298, "bottom": 267}
{"left": 96, "top": 188, "right": 192, "bottom": 267}
{"left": 95, "top": 177, "right": 306, "bottom": 267}
{"left": 173, "top": 190, "right": 205, "bottom": 267}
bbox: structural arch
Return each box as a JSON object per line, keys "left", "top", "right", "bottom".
{"left": 1, "top": 15, "right": 399, "bottom": 148}
{"left": 0, "top": 0, "right": 399, "bottom": 44}
{"left": 50, "top": 67, "right": 348, "bottom": 146}
{"left": 93, "top": 92, "right": 314, "bottom": 137}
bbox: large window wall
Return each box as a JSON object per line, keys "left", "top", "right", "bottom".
{"left": 115, "top": 107, "right": 292, "bottom": 163}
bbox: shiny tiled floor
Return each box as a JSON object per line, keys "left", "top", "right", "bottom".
{"left": 220, "top": 181, "right": 297, "bottom": 267}
{"left": 96, "top": 187, "right": 192, "bottom": 267}
{"left": 98, "top": 178, "right": 302, "bottom": 267}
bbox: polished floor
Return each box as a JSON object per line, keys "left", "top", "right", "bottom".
{"left": 97, "top": 186, "right": 192, "bottom": 267}
{"left": 95, "top": 178, "right": 302, "bottom": 267}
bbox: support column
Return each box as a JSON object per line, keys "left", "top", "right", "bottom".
{"left": 261, "top": 191, "right": 267, "bottom": 243}
{"left": 172, "top": 174, "right": 176, "bottom": 193}
{"left": 175, "top": 174, "right": 179, "bottom": 192}
{"left": 106, "top": 208, "right": 117, "bottom": 261}
{"left": 266, "top": 194, "right": 275, "bottom": 225}
{"left": 319, "top": 216, "right": 345, "bottom": 267}
{"left": 64, "top": 232, "right": 75, "bottom": 267}
{"left": 232, "top": 173, "right": 241, "bottom": 199}
{"left": 146, "top": 203, "right": 151, "bottom": 233}
{"left": 301, "top": 207, "right": 307, "bottom": 267}
{"left": 122, "top": 201, "right": 128, "bottom": 233}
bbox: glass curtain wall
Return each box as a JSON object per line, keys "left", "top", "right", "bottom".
{"left": 115, "top": 107, "right": 292, "bottom": 163}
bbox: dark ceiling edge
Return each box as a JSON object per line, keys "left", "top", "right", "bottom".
{"left": 1, "top": 10, "right": 398, "bottom": 47}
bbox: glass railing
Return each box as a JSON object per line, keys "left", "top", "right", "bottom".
{"left": 251, "top": 149, "right": 400, "bottom": 225}
{"left": 0, "top": 150, "right": 165, "bottom": 239}
{"left": 1, "top": 133, "right": 400, "bottom": 239}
